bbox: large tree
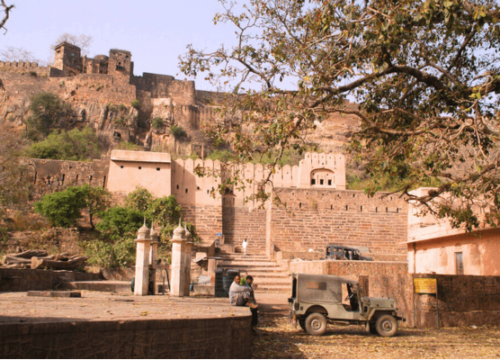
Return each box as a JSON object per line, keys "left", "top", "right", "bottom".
{"left": 180, "top": 0, "right": 500, "bottom": 230}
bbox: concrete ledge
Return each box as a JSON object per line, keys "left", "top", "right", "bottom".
{"left": 193, "top": 285, "right": 215, "bottom": 296}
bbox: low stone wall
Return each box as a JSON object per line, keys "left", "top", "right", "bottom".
{"left": 414, "top": 274, "right": 500, "bottom": 328}
{"left": 290, "top": 260, "right": 413, "bottom": 325}
{"left": 0, "top": 268, "right": 100, "bottom": 292}
{"left": 0, "top": 316, "right": 251, "bottom": 358}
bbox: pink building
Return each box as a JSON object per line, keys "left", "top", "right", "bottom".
{"left": 408, "top": 188, "right": 500, "bottom": 276}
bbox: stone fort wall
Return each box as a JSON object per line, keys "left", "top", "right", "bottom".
{"left": 269, "top": 188, "right": 408, "bottom": 260}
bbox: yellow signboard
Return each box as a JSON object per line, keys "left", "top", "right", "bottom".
{"left": 414, "top": 278, "right": 437, "bottom": 294}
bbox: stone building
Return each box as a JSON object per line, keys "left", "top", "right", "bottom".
{"left": 407, "top": 188, "right": 500, "bottom": 276}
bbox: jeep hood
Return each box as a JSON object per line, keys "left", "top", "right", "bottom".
{"left": 362, "top": 297, "right": 396, "bottom": 308}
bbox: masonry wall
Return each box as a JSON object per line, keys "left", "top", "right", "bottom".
{"left": 182, "top": 205, "right": 223, "bottom": 243}
{"left": 26, "top": 158, "right": 109, "bottom": 197}
{"left": 0, "top": 268, "right": 99, "bottom": 292}
{"left": 270, "top": 188, "right": 408, "bottom": 260}
{"left": 0, "top": 316, "right": 251, "bottom": 358}
{"left": 223, "top": 207, "right": 266, "bottom": 252}
{"left": 414, "top": 274, "right": 500, "bottom": 328}
{"left": 289, "top": 260, "right": 413, "bottom": 326}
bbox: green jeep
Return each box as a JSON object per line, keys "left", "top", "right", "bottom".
{"left": 289, "top": 273, "right": 405, "bottom": 337}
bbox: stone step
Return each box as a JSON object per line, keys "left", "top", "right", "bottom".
{"left": 252, "top": 278, "right": 291, "bottom": 285}
{"left": 217, "top": 261, "right": 279, "bottom": 267}
{"left": 61, "top": 281, "right": 131, "bottom": 294}
{"left": 216, "top": 256, "right": 270, "bottom": 261}
{"left": 217, "top": 266, "right": 288, "bottom": 274}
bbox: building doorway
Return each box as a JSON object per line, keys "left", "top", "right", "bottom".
{"left": 455, "top": 252, "right": 464, "bottom": 275}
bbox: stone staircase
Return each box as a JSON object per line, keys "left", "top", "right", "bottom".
{"left": 216, "top": 252, "right": 291, "bottom": 294}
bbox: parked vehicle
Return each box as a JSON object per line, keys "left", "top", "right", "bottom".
{"left": 289, "top": 273, "right": 405, "bottom": 337}
{"left": 326, "top": 244, "right": 373, "bottom": 261}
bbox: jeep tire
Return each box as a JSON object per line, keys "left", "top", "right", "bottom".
{"left": 375, "top": 314, "right": 398, "bottom": 337}
{"left": 305, "top": 313, "right": 327, "bottom": 336}
{"left": 366, "top": 322, "right": 377, "bottom": 334}
{"left": 298, "top": 319, "right": 306, "bottom": 332}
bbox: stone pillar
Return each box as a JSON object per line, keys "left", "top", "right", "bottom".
{"left": 170, "top": 221, "right": 187, "bottom": 297}
{"left": 134, "top": 222, "right": 151, "bottom": 296}
{"left": 184, "top": 224, "right": 193, "bottom": 296}
{"left": 149, "top": 225, "right": 160, "bottom": 295}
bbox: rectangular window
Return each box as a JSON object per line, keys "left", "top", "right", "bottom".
{"left": 328, "top": 180, "right": 332, "bottom": 186}
{"left": 320, "top": 179, "right": 324, "bottom": 185}
{"left": 455, "top": 252, "right": 464, "bottom": 275}
{"left": 311, "top": 179, "right": 316, "bottom": 185}
{"left": 306, "top": 281, "right": 327, "bottom": 290}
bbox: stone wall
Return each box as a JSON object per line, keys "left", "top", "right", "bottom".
{"left": 289, "top": 260, "right": 413, "bottom": 325}
{"left": 223, "top": 207, "right": 266, "bottom": 252}
{"left": 26, "top": 157, "right": 109, "bottom": 197}
{"left": 0, "top": 316, "right": 251, "bottom": 358}
{"left": 414, "top": 274, "right": 500, "bottom": 328}
{"left": 270, "top": 188, "right": 408, "bottom": 260}
{"left": 0, "top": 268, "right": 99, "bottom": 292}
{"left": 182, "top": 205, "right": 223, "bottom": 243}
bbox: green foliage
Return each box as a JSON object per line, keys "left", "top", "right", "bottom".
{"left": 169, "top": 125, "right": 187, "bottom": 139}
{"left": 84, "top": 185, "right": 112, "bottom": 230}
{"left": 131, "top": 99, "right": 141, "bottom": 109}
{"left": 113, "top": 117, "right": 126, "bottom": 127}
{"left": 83, "top": 237, "right": 135, "bottom": 268}
{"left": 26, "top": 127, "right": 100, "bottom": 161}
{"left": 125, "top": 186, "right": 153, "bottom": 213}
{"left": 95, "top": 207, "right": 144, "bottom": 241}
{"left": 34, "top": 186, "right": 88, "bottom": 227}
{"left": 29, "top": 71, "right": 37, "bottom": 77}
{"left": 206, "top": 149, "right": 235, "bottom": 162}
{"left": 118, "top": 104, "right": 126, "bottom": 111}
{"left": 114, "top": 141, "right": 143, "bottom": 151}
{"left": 27, "top": 92, "right": 71, "bottom": 140}
{"left": 146, "top": 196, "right": 182, "bottom": 234}
{"left": 152, "top": 117, "right": 164, "bottom": 129}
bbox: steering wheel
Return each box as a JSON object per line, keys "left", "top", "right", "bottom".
{"left": 345, "top": 292, "right": 355, "bottom": 302}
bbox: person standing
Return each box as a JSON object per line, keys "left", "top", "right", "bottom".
{"left": 242, "top": 239, "right": 248, "bottom": 255}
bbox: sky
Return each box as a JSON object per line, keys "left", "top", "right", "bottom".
{"left": 0, "top": 0, "right": 240, "bottom": 91}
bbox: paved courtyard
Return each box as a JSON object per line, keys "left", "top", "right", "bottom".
{"left": 252, "top": 315, "right": 500, "bottom": 359}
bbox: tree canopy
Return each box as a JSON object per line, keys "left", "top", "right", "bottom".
{"left": 180, "top": 0, "right": 500, "bottom": 230}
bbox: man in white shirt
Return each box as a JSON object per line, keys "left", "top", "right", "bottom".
{"left": 242, "top": 239, "right": 248, "bottom": 255}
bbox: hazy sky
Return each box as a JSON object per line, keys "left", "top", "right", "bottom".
{"left": 0, "top": 0, "right": 239, "bottom": 90}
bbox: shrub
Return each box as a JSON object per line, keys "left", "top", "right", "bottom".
{"left": 152, "top": 117, "right": 164, "bottom": 130}
{"left": 113, "top": 117, "right": 126, "bottom": 127}
{"left": 118, "top": 104, "right": 126, "bottom": 111}
{"left": 125, "top": 186, "right": 153, "bottom": 213}
{"left": 26, "top": 127, "right": 100, "bottom": 161}
{"left": 29, "top": 71, "right": 37, "bottom": 77}
{"left": 169, "top": 125, "right": 186, "bottom": 139}
{"left": 84, "top": 185, "right": 112, "bottom": 230}
{"left": 96, "top": 207, "right": 144, "bottom": 241}
{"left": 27, "top": 92, "right": 71, "bottom": 140}
{"left": 83, "top": 237, "right": 135, "bottom": 268}
{"left": 206, "top": 149, "right": 235, "bottom": 162}
{"left": 131, "top": 99, "right": 141, "bottom": 109}
{"left": 34, "top": 186, "right": 89, "bottom": 227}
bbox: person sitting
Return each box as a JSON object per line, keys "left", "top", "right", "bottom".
{"left": 229, "top": 275, "right": 258, "bottom": 327}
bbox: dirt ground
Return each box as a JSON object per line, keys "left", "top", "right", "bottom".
{"left": 252, "top": 315, "right": 500, "bottom": 359}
